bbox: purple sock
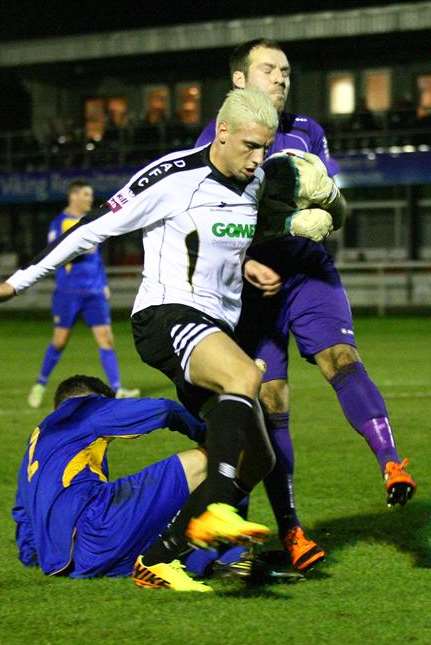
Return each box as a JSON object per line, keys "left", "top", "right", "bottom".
{"left": 37, "top": 344, "right": 62, "bottom": 385}
{"left": 264, "top": 412, "right": 300, "bottom": 536}
{"left": 330, "top": 361, "right": 400, "bottom": 473}
{"left": 99, "top": 348, "right": 121, "bottom": 391}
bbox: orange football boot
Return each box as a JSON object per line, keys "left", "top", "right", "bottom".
{"left": 283, "top": 526, "right": 326, "bottom": 572}
{"left": 384, "top": 458, "right": 416, "bottom": 507}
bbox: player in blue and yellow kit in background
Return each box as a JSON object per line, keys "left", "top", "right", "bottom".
{"left": 14, "top": 374, "right": 212, "bottom": 591}
{"left": 28, "top": 180, "right": 139, "bottom": 408}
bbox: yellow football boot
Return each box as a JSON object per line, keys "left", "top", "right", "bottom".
{"left": 186, "top": 503, "right": 271, "bottom": 548}
{"left": 133, "top": 557, "right": 213, "bottom": 592}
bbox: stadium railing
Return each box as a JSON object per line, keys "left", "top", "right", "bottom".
{"left": 1, "top": 262, "right": 430, "bottom": 315}
{"left": 1, "top": 115, "right": 431, "bottom": 171}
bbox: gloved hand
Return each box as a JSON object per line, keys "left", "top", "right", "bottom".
{"left": 293, "top": 152, "right": 339, "bottom": 209}
{"left": 286, "top": 208, "right": 334, "bottom": 243}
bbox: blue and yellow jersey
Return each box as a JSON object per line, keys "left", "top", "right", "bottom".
{"left": 48, "top": 212, "right": 108, "bottom": 293}
{"left": 12, "top": 395, "right": 205, "bottom": 575}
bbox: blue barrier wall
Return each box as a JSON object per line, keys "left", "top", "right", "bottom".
{"left": 1, "top": 152, "right": 431, "bottom": 203}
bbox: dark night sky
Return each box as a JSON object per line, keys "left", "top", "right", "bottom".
{"left": 0, "top": 0, "right": 403, "bottom": 42}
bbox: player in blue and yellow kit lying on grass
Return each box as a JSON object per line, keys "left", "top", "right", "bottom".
{"left": 13, "top": 374, "right": 213, "bottom": 591}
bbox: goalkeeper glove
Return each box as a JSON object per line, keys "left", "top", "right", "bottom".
{"left": 293, "top": 152, "right": 340, "bottom": 210}
{"left": 285, "top": 208, "right": 333, "bottom": 243}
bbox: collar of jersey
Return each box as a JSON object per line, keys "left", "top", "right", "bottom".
{"left": 202, "top": 145, "right": 252, "bottom": 197}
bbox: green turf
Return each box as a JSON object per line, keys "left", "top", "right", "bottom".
{"left": 1, "top": 316, "right": 430, "bottom": 644}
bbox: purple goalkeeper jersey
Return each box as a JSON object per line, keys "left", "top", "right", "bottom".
{"left": 196, "top": 112, "right": 339, "bottom": 269}
{"left": 195, "top": 112, "right": 339, "bottom": 177}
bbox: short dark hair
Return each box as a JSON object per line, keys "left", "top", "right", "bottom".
{"left": 54, "top": 375, "right": 115, "bottom": 408}
{"left": 67, "top": 179, "right": 92, "bottom": 196}
{"left": 229, "top": 39, "right": 283, "bottom": 78}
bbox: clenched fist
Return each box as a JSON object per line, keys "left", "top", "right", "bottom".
{"left": 287, "top": 208, "right": 333, "bottom": 243}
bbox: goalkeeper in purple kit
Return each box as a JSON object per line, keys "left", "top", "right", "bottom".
{"left": 188, "top": 38, "right": 416, "bottom": 577}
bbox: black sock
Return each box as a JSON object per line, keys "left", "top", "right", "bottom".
{"left": 204, "top": 393, "right": 256, "bottom": 504}
{"left": 142, "top": 394, "right": 256, "bottom": 566}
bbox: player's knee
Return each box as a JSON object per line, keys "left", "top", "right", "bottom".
{"left": 332, "top": 346, "right": 359, "bottom": 374}
{"left": 316, "top": 344, "right": 359, "bottom": 381}
{"left": 52, "top": 330, "right": 69, "bottom": 350}
{"left": 260, "top": 380, "right": 289, "bottom": 414}
{"left": 94, "top": 326, "right": 114, "bottom": 349}
{"left": 225, "top": 362, "right": 262, "bottom": 398}
{"left": 52, "top": 340, "right": 66, "bottom": 351}
{"left": 179, "top": 448, "right": 207, "bottom": 493}
{"left": 100, "top": 337, "right": 114, "bottom": 350}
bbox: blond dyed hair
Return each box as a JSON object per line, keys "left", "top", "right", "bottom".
{"left": 216, "top": 88, "right": 278, "bottom": 133}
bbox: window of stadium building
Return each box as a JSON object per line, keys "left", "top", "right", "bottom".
{"left": 417, "top": 75, "right": 431, "bottom": 118}
{"left": 328, "top": 73, "right": 355, "bottom": 115}
{"left": 84, "top": 97, "right": 128, "bottom": 141}
{"left": 143, "top": 86, "right": 170, "bottom": 125}
{"left": 175, "top": 83, "right": 201, "bottom": 125}
{"left": 364, "top": 70, "right": 391, "bottom": 112}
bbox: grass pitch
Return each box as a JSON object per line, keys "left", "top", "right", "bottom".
{"left": 0, "top": 315, "right": 430, "bottom": 644}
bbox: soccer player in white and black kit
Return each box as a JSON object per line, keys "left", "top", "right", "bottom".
{"left": 1, "top": 88, "right": 337, "bottom": 591}
{"left": 0, "top": 89, "right": 282, "bottom": 592}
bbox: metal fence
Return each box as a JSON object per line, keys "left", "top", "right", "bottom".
{"left": 1, "top": 118, "right": 431, "bottom": 172}
{"left": 2, "top": 261, "right": 430, "bottom": 316}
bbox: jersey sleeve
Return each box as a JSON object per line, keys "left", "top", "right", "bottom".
{"left": 94, "top": 398, "right": 206, "bottom": 442}
{"left": 6, "top": 172, "right": 175, "bottom": 294}
{"left": 195, "top": 120, "right": 216, "bottom": 147}
{"left": 309, "top": 119, "right": 339, "bottom": 177}
{"left": 12, "top": 459, "right": 38, "bottom": 567}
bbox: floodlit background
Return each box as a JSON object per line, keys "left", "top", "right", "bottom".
{"left": 0, "top": 2, "right": 430, "bottom": 643}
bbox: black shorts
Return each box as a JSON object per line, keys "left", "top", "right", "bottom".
{"left": 131, "top": 304, "right": 234, "bottom": 415}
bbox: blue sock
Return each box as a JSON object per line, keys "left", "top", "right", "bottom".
{"left": 37, "top": 344, "right": 62, "bottom": 385}
{"left": 99, "top": 348, "right": 121, "bottom": 391}
{"left": 183, "top": 548, "right": 219, "bottom": 577}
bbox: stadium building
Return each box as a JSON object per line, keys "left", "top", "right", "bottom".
{"left": 1, "top": 0, "right": 431, "bottom": 311}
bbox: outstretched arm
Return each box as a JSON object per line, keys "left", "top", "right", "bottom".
{"left": 5, "top": 203, "right": 145, "bottom": 296}
{"left": 0, "top": 160, "right": 179, "bottom": 300}
{"left": 95, "top": 397, "right": 206, "bottom": 443}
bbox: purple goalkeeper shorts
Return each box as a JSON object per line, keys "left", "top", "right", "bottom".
{"left": 236, "top": 242, "right": 356, "bottom": 383}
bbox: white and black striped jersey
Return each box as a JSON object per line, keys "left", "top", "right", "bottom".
{"left": 7, "top": 145, "right": 265, "bottom": 329}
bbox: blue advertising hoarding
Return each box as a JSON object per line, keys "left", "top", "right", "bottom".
{"left": 0, "top": 151, "right": 431, "bottom": 203}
